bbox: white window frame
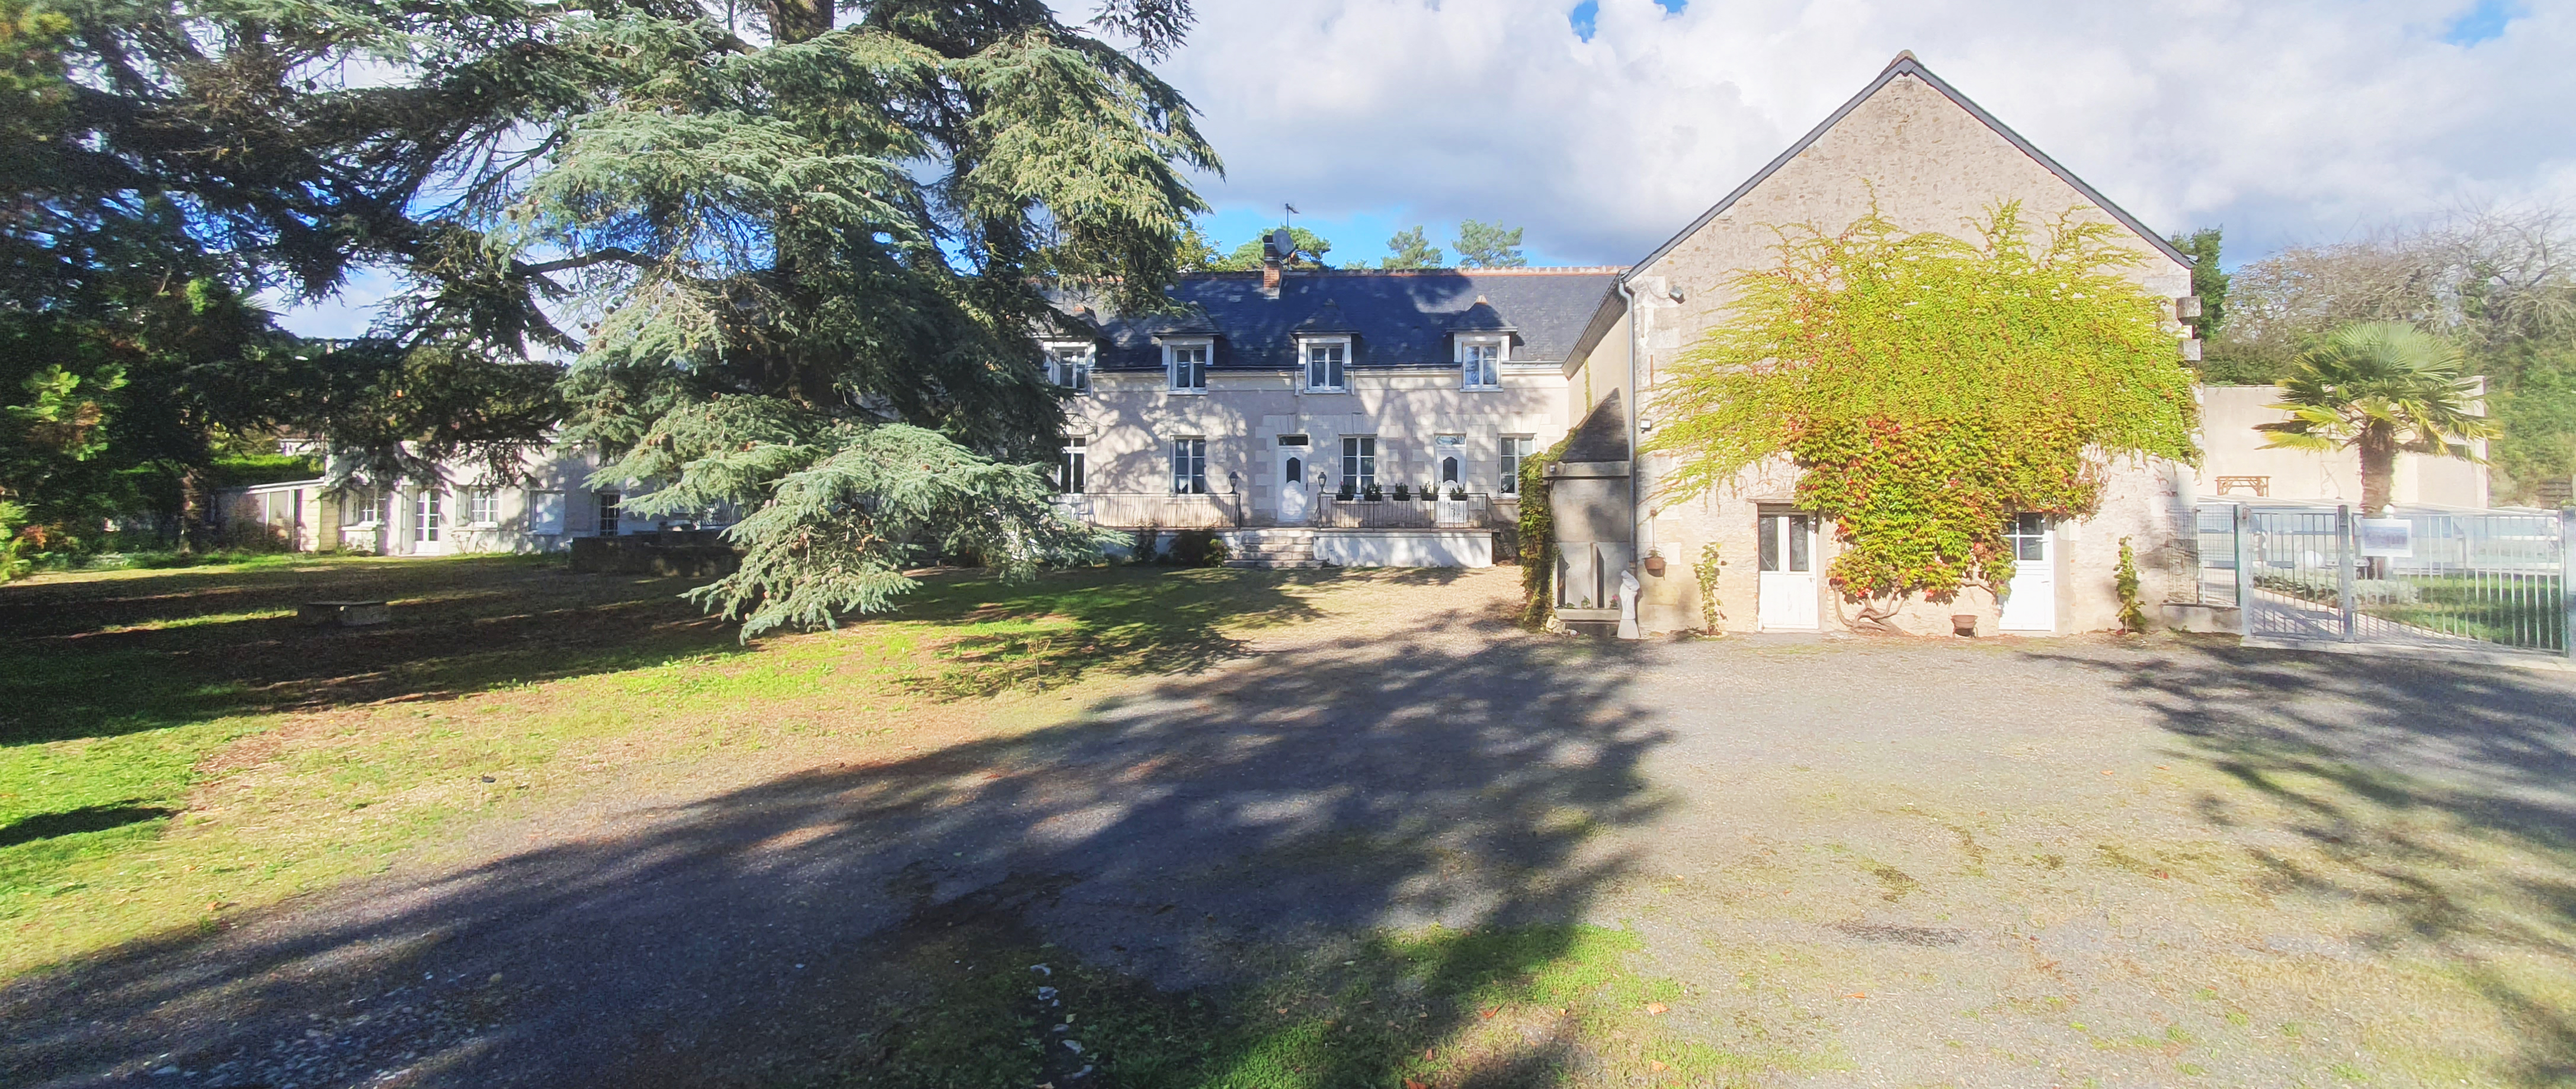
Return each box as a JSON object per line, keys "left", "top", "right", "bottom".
{"left": 1058, "top": 437, "right": 1087, "bottom": 495}
{"left": 1499, "top": 435, "right": 1534, "bottom": 495}
{"left": 416, "top": 489, "right": 444, "bottom": 543}
{"left": 1170, "top": 437, "right": 1209, "bottom": 495}
{"left": 595, "top": 491, "right": 621, "bottom": 536}
{"left": 1300, "top": 337, "right": 1349, "bottom": 392}
{"left": 1043, "top": 341, "right": 1095, "bottom": 394}
{"left": 1458, "top": 335, "right": 1505, "bottom": 390}
{"left": 466, "top": 487, "right": 499, "bottom": 528}
{"left": 1164, "top": 339, "right": 1210, "bottom": 393}
{"left": 1341, "top": 435, "right": 1376, "bottom": 490}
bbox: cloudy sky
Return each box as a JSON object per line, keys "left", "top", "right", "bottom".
{"left": 277, "top": 0, "right": 2569, "bottom": 335}
{"left": 1168, "top": 0, "right": 2571, "bottom": 269}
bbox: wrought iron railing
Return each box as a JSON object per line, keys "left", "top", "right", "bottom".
{"left": 1053, "top": 491, "right": 1516, "bottom": 530}
{"left": 1313, "top": 492, "right": 1510, "bottom": 530}
{"left": 1055, "top": 492, "right": 1242, "bottom": 530}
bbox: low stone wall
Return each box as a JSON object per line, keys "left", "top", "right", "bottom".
{"left": 1310, "top": 530, "right": 1493, "bottom": 568}
{"left": 568, "top": 531, "right": 742, "bottom": 578}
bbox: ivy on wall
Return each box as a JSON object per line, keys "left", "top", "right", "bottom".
{"left": 1516, "top": 435, "right": 1571, "bottom": 627}
{"left": 1649, "top": 203, "right": 2199, "bottom": 628}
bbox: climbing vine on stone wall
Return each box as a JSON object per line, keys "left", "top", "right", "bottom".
{"left": 1516, "top": 435, "right": 1571, "bottom": 627}
{"left": 1649, "top": 203, "right": 2199, "bottom": 628}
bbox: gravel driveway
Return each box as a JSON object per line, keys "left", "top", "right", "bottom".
{"left": 7, "top": 568, "right": 2574, "bottom": 1087}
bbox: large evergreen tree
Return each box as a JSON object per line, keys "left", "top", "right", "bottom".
{"left": 7, "top": 0, "right": 1219, "bottom": 613}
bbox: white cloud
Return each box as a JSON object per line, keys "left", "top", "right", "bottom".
{"left": 1154, "top": 0, "right": 2576, "bottom": 266}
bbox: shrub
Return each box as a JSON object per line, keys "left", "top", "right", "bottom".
{"left": 2253, "top": 571, "right": 2420, "bottom": 606}
{"left": 1165, "top": 529, "right": 1226, "bottom": 566}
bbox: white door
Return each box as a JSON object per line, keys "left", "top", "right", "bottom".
{"left": 1998, "top": 514, "right": 2055, "bottom": 632}
{"left": 1757, "top": 512, "right": 1819, "bottom": 630}
{"left": 1278, "top": 456, "right": 1311, "bottom": 524}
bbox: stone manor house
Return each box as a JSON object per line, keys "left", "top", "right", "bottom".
{"left": 223, "top": 54, "right": 2492, "bottom": 637}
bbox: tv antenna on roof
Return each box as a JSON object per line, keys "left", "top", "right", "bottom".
{"left": 1283, "top": 202, "right": 1298, "bottom": 227}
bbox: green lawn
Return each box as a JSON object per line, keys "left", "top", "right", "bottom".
{"left": 0, "top": 555, "right": 1340, "bottom": 976}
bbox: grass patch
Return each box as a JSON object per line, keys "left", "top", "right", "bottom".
{"left": 793, "top": 918, "right": 1798, "bottom": 1089}
{"left": 0, "top": 558, "right": 1365, "bottom": 978}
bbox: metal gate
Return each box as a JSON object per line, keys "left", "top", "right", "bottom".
{"left": 2204, "top": 502, "right": 2574, "bottom": 658}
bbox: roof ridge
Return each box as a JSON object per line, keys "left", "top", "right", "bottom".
{"left": 1621, "top": 52, "right": 2190, "bottom": 276}
{"left": 1178, "top": 265, "right": 1629, "bottom": 278}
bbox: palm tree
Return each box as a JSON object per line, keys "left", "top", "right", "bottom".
{"left": 2257, "top": 322, "right": 2497, "bottom": 514}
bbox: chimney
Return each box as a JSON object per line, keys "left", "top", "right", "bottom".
{"left": 1260, "top": 226, "right": 1291, "bottom": 297}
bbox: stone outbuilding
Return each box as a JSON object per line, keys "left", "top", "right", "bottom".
{"left": 1555, "top": 52, "right": 2202, "bottom": 636}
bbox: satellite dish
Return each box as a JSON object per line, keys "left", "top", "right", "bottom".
{"left": 1267, "top": 226, "right": 1295, "bottom": 262}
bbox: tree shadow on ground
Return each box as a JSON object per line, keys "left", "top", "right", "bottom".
{"left": 0, "top": 597, "right": 1664, "bottom": 1088}
{"left": 0, "top": 556, "right": 743, "bottom": 746}
{"left": 2022, "top": 638, "right": 2576, "bottom": 1085}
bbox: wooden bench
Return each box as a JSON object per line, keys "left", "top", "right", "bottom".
{"left": 2213, "top": 475, "right": 2270, "bottom": 497}
{"left": 299, "top": 600, "right": 390, "bottom": 627}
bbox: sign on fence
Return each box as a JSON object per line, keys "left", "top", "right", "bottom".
{"left": 2357, "top": 518, "right": 2412, "bottom": 558}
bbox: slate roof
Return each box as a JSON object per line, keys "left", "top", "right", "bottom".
{"left": 1054, "top": 268, "right": 1624, "bottom": 372}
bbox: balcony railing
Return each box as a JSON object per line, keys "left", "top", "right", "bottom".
{"left": 1056, "top": 491, "right": 1516, "bottom": 530}
{"left": 1056, "top": 492, "right": 1243, "bottom": 530}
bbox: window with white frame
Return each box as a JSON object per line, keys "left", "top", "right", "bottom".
{"left": 1170, "top": 437, "right": 1207, "bottom": 494}
{"left": 1166, "top": 340, "right": 1208, "bottom": 392}
{"left": 1436, "top": 434, "right": 1466, "bottom": 488}
{"left": 466, "top": 488, "right": 499, "bottom": 527}
{"left": 1302, "top": 338, "right": 1347, "bottom": 392}
{"left": 1459, "top": 337, "right": 1504, "bottom": 389}
{"left": 1057, "top": 437, "right": 1087, "bottom": 494}
{"left": 595, "top": 491, "right": 621, "bottom": 536}
{"left": 416, "top": 490, "right": 444, "bottom": 543}
{"left": 1341, "top": 435, "right": 1376, "bottom": 489}
{"left": 1500, "top": 435, "right": 1534, "bottom": 494}
{"left": 1043, "top": 342, "right": 1094, "bottom": 393}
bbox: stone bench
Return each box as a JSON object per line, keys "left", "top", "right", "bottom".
{"left": 300, "top": 600, "right": 390, "bottom": 627}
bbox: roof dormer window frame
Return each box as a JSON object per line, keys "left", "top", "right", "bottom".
{"left": 1042, "top": 340, "right": 1095, "bottom": 395}
{"left": 1163, "top": 337, "right": 1212, "bottom": 394}
{"left": 1457, "top": 334, "right": 1507, "bottom": 390}
{"left": 1299, "top": 335, "right": 1350, "bottom": 393}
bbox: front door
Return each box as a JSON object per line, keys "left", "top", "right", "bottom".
{"left": 1277, "top": 457, "right": 1311, "bottom": 525}
{"left": 1998, "top": 514, "right": 2055, "bottom": 632}
{"left": 1757, "top": 512, "right": 1819, "bottom": 630}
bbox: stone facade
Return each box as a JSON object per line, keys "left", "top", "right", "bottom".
{"left": 1565, "top": 55, "right": 2201, "bottom": 636}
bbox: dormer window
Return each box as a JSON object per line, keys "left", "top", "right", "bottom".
{"left": 1043, "top": 342, "right": 1094, "bottom": 393}
{"left": 1302, "top": 337, "right": 1348, "bottom": 392}
{"left": 1459, "top": 336, "right": 1504, "bottom": 390}
{"left": 1166, "top": 339, "right": 1210, "bottom": 392}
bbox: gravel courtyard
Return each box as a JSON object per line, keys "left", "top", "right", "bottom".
{"left": 7, "top": 566, "right": 2574, "bottom": 1088}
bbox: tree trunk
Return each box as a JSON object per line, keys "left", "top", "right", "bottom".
{"left": 763, "top": 0, "right": 832, "bottom": 44}
{"left": 178, "top": 465, "right": 209, "bottom": 554}
{"left": 2357, "top": 424, "right": 2398, "bottom": 515}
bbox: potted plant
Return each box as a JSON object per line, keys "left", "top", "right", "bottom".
{"left": 1336, "top": 481, "right": 1356, "bottom": 501}
{"left": 1447, "top": 485, "right": 1467, "bottom": 501}
{"left": 1391, "top": 482, "right": 1411, "bottom": 502}
{"left": 1362, "top": 482, "right": 1384, "bottom": 502}
{"left": 1642, "top": 550, "right": 1667, "bottom": 576}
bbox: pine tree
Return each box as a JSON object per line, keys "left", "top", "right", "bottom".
{"left": 1380, "top": 226, "right": 1444, "bottom": 270}
{"left": 1454, "top": 221, "right": 1529, "bottom": 268}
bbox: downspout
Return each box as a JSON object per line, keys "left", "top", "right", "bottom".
{"left": 1617, "top": 277, "right": 1646, "bottom": 640}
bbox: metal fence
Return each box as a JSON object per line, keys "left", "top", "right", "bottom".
{"left": 1056, "top": 492, "right": 1242, "bottom": 530}
{"left": 1054, "top": 491, "right": 1514, "bottom": 531}
{"left": 1313, "top": 492, "right": 1510, "bottom": 530}
{"left": 2197, "top": 501, "right": 2574, "bottom": 658}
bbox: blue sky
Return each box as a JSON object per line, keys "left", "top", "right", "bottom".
{"left": 277, "top": 0, "right": 2572, "bottom": 335}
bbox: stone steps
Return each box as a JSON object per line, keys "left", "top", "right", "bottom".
{"left": 1223, "top": 529, "right": 1318, "bottom": 569}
